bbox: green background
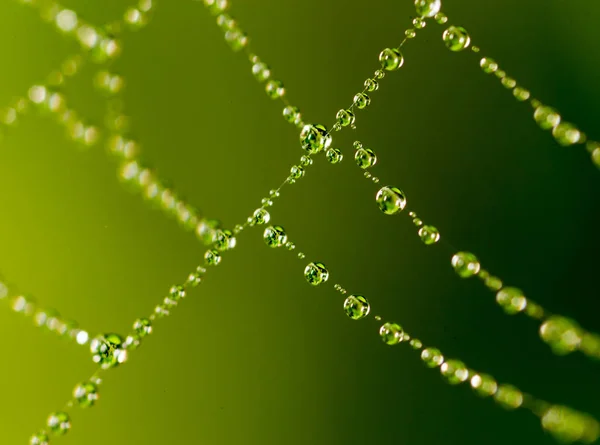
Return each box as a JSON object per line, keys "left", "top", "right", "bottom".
{"left": 1, "top": 0, "right": 599, "bottom": 444}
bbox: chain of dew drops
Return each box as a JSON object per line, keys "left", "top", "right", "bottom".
{"left": 0, "top": 0, "right": 598, "bottom": 444}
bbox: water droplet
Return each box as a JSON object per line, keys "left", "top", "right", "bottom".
{"left": 451, "top": 252, "right": 481, "bottom": 278}
{"left": 364, "top": 78, "right": 379, "bottom": 92}
{"left": 592, "top": 145, "right": 600, "bottom": 168}
{"left": 343, "top": 295, "right": 371, "bottom": 320}
{"left": 300, "top": 124, "right": 332, "bottom": 154}
{"left": 204, "top": 249, "right": 222, "bottom": 266}
{"left": 261, "top": 197, "right": 273, "bottom": 207}
{"left": 513, "top": 87, "right": 531, "bottom": 101}
{"left": 283, "top": 105, "right": 301, "bottom": 125}
{"left": 410, "top": 338, "right": 423, "bottom": 349}
{"left": 304, "top": 262, "right": 329, "bottom": 285}
{"left": 29, "top": 431, "right": 49, "bottom": 445}
{"left": 290, "top": 165, "right": 304, "bottom": 179}
{"left": 379, "top": 48, "right": 404, "bottom": 71}
{"left": 412, "top": 17, "right": 426, "bottom": 29}
{"left": 534, "top": 105, "right": 561, "bottom": 130}
{"left": 297, "top": 252, "right": 306, "bottom": 260}
{"left": 480, "top": 57, "right": 498, "bottom": 74}
{"left": 336, "top": 109, "right": 355, "bottom": 127}
{"left": 196, "top": 219, "right": 221, "bottom": 244}
{"left": 376, "top": 186, "right": 407, "bottom": 214}
{"left": 326, "top": 148, "right": 343, "bottom": 164}
{"left": 285, "top": 241, "right": 295, "bottom": 250}
{"left": 440, "top": 359, "right": 469, "bottom": 384}
{"left": 253, "top": 208, "right": 271, "bottom": 225}
{"left": 434, "top": 12, "right": 448, "bottom": 24}
{"left": 418, "top": 225, "right": 440, "bottom": 245}
{"left": 443, "top": 26, "right": 471, "bottom": 51}
{"left": 374, "top": 70, "right": 385, "bottom": 80}
{"left": 265, "top": 80, "right": 285, "bottom": 99}
{"left": 252, "top": 62, "right": 270, "bottom": 82}
{"left": 133, "top": 318, "right": 152, "bottom": 337}
{"left": 405, "top": 29, "right": 417, "bottom": 39}
{"left": 552, "top": 122, "right": 583, "bottom": 146}
{"left": 379, "top": 322, "right": 404, "bottom": 345}
{"left": 484, "top": 275, "right": 503, "bottom": 291}
{"left": 496, "top": 287, "right": 527, "bottom": 314}
{"left": 47, "top": 412, "right": 71, "bottom": 435}
{"left": 494, "top": 384, "right": 523, "bottom": 409}
{"left": 415, "top": 0, "right": 441, "bottom": 17}
{"left": 539, "top": 316, "right": 582, "bottom": 355}
{"left": 300, "top": 155, "right": 313, "bottom": 166}
{"left": 541, "top": 405, "right": 600, "bottom": 444}
{"left": 214, "top": 229, "right": 236, "bottom": 251}
{"left": 470, "top": 373, "right": 498, "bottom": 397}
{"left": 355, "top": 147, "right": 377, "bottom": 169}
{"left": 421, "top": 347, "right": 444, "bottom": 367}
{"left": 264, "top": 225, "right": 288, "bottom": 248}
{"left": 90, "top": 334, "right": 126, "bottom": 369}
{"left": 73, "top": 381, "right": 99, "bottom": 407}
{"left": 353, "top": 92, "right": 371, "bottom": 109}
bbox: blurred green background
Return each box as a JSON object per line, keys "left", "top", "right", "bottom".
{"left": 0, "top": 0, "right": 599, "bottom": 444}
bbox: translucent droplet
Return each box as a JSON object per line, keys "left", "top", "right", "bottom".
{"left": 215, "top": 229, "right": 237, "bottom": 251}
{"left": 336, "top": 109, "right": 355, "bottom": 127}
{"left": 443, "top": 26, "right": 471, "bottom": 51}
{"left": 501, "top": 77, "right": 516, "bottom": 89}
{"left": 484, "top": 275, "right": 503, "bottom": 291}
{"left": 592, "top": 146, "right": 600, "bottom": 168}
{"left": 265, "top": 80, "right": 285, "bottom": 99}
{"left": 379, "top": 48, "right": 404, "bottom": 71}
{"left": 290, "top": 165, "right": 304, "bottom": 179}
{"left": 297, "top": 252, "right": 306, "bottom": 259}
{"left": 304, "top": 262, "right": 329, "bottom": 286}
{"left": 133, "top": 318, "right": 152, "bottom": 337}
{"left": 552, "top": 122, "right": 583, "bottom": 146}
{"left": 540, "top": 316, "right": 582, "bottom": 355}
{"left": 326, "top": 148, "right": 343, "bottom": 164}
{"left": 205, "top": 0, "right": 228, "bottom": 15}
{"left": 534, "top": 105, "right": 561, "bottom": 130}
{"left": 479, "top": 57, "right": 498, "bottom": 74}
{"left": 421, "top": 347, "right": 444, "bottom": 367}
{"left": 496, "top": 287, "right": 527, "bottom": 314}
{"left": 204, "top": 249, "right": 222, "bottom": 266}
{"left": 434, "top": 12, "right": 448, "bottom": 24}
{"left": 513, "top": 87, "right": 531, "bottom": 101}
{"left": 470, "top": 373, "right": 498, "bottom": 397}
{"left": 283, "top": 105, "right": 301, "bottom": 125}
{"left": 285, "top": 241, "right": 295, "bottom": 250}
{"left": 451, "top": 252, "right": 481, "bottom": 278}
{"left": 374, "top": 70, "right": 385, "bottom": 80}
{"left": 440, "top": 359, "right": 469, "bottom": 384}
{"left": 29, "top": 431, "right": 49, "bottom": 445}
{"left": 124, "top": 333, "right": 141, "bottom": 350}
{"left": 412, "top": 17, "right": 426, "bottom": 29}
{"left": 300, "top": 124, "right": 332, "bottom": 154}
{"left": 300, "top": 155, "right": 313, "bottom": 166}
{"left": 376, "top": 186, "right": 407, "bottom": 215}
{"left": 418, "top": 225, "right": 440, "bottom": 245}
{"left": 542, "top": 405, "right": 600, "bottom": 444}
{"left": 261, "top": 197, "right": 273, "bottom": 207}
{"left": 343, "top": 295, "right": 371, "bottom": 320}
{"left": 405, "top": 29, "right": 417, "bottom": 39}
{"left": 364, "top": 78, "right": 379, "bottom": 92}
{"left": 90, "top": 334, "right": 126, "bottom": 369}
{"left": 47, "top": 412, "right": 71, "bottom": 435}
{"left": 410, "top": 338, "right": 423, "bottom": 349}
{"left": 379, "top": 322, "right": 404, "bottom": 345}
{"left": 252, "top": 62, "right": 270, "bottom": 82}
{"left": 73, "top": 381, "right": 99, "bottom": 407}
{"left": 264, "top": 226, "right": 288, "bottom": 248}
{"left": 355, "top": 147, "right": 377, "bottom": 169}
{"left": 414, "top": 0, "right": 441, "bottom": 17}
{"left": 196, "top": 219, "right": 221, "bottom": 244}
{"left": 494, "top": 384, "right": 523, "bottom": 410}
{"left": 353, "top": 92, "right": 371, "bottom": 109}
{"left": 253, "top": 208, "right": 270, "bottom": 225}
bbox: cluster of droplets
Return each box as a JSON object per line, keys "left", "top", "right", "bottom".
{"left": 449, "top": 251, "right": 600, "bottom": 360}
{"left": 437, "top": 14, "right": 599, "bottom": 168}
{"left": 0, "top": 277, "right": 90, "bottom": 347}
